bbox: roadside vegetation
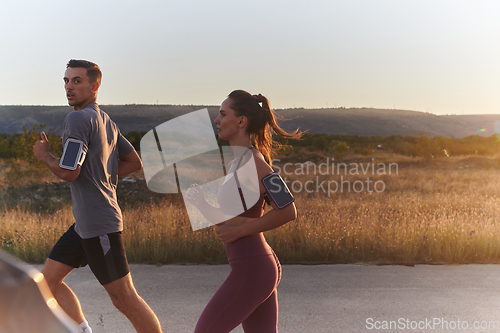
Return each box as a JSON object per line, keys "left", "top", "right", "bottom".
{"left": 2, "top": 125, "right": 500, "bottom": 264}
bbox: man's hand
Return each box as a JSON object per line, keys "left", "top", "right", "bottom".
{"left": 33, "top": 132, "right": 51, "bottom": 163}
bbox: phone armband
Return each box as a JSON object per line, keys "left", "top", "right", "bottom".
{"left": 261, "top": 172, "right": 294, "bottom": 209}
{"left": 59, "top": 138, "right": 86, "bottom": 170}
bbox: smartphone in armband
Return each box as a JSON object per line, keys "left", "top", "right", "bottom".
{"left": 59, "top": 138, "right": 86, "bottom": 170}
{"left": 261, "top": 172, "right": 295, "bottom": 209}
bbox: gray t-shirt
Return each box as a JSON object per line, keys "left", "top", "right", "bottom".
{"left": 61, "top": 103, "right": 135, "bottom": 239}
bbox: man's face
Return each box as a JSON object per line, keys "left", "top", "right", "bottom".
{"left": 63, "top": 67, "right": 98, "bottom": 110}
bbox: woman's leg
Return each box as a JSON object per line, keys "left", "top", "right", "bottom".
{"left": 242, "top": 250, "right": 281, "bottom": 333}
{"left": 242, "top": 289, "right": 278, "bottom": 333}
{"left": 194, "top": 255, "right": 279, "bottom": 333}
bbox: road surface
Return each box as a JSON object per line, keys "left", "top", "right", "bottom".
{"left": 31, "top": 264, "right": 500, "bottom": 333}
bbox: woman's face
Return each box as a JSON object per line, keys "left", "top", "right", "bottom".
{"left": 214, "top": 98, "right": 242, "bottom": 141}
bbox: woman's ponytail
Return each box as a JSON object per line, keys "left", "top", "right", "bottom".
{"left": 228, "top": 90, "right": 304, "bottom": 166}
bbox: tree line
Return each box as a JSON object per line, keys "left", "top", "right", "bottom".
{"left": 1, "top": 126, "right": 500, "bottom": 163}
{"left": 275, "top": 132, "right": 500, "bottom": 157}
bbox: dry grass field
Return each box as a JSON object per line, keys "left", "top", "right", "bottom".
{"left": 2, "top": 151, "right": 500, "bottom": 265}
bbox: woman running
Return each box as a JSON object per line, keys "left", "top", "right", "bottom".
{"left": 187, "top": 90, "right": 303, "bottom": 333}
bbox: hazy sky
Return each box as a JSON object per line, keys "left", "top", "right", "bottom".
{"left": 0, "top": 0, "right": 498, "bottom": 115}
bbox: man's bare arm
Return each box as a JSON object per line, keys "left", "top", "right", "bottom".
{"left": 118, "top": 150, "right": 142, "bottom": 176}
{"left": 33, "top": 132, "right": 80, "bottom": 182}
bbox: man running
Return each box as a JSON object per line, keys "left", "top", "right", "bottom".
{"left": 33, "top": 59, "right": 162, "bottom": 333}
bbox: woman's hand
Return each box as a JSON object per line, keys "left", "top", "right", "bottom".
{"left": 224, "top": 215, "right": 252, "bottom": 226}
{"left": 185, "top": 183, "right": 205, "bottom": 206}
{"left": 215, "top": 223, "right": 245, "bottom": 244}
{"left": 215, "top": 215, "right": 254, "bottom": 243}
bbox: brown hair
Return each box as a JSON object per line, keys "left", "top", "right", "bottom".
{"left": 66, "top": 59, "right": 102, "bottom": 84}
{"left": 227, "top": 90, "right": 303, "bottom": 165}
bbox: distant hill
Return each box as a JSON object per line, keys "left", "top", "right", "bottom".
{"left": 1, "top": 105, "right": 499, "bottom": 138}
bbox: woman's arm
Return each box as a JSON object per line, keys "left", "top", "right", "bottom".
{"left": 216, "top": 201, "right": 297, "bottom": 244}
{"left": 216, "top": 151, "right": 297, "bottom": 243}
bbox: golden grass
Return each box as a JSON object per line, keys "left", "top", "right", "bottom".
{"left": 121, "top": 200, "right": 226, "bottom": 263}
{"left": 0, "top": 206, "right": 74, "bottom": 263}
{"left": 2, "top": 154, "right": 500, "bottom": 264}
{"left": 266, "top": 155, "right": 500, "bottom": 264}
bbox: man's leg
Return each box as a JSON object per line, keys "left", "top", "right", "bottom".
{"left": 103, "top": 272, "right": 162, "bottom": 333}
{"left": 41, "top": 258, "right": 86, "bottom": 324}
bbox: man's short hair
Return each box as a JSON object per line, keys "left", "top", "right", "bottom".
{"left": 66, "top": 59, "right": 102, "bottom": 84}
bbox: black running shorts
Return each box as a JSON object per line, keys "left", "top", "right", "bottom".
{"left": 48, "top": 224, "right": 130, "bottom": 285}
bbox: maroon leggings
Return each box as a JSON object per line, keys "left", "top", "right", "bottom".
{"left": 194, "top": 233, "right": 282, "bottom": 333}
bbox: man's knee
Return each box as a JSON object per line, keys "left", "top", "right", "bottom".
{"left": 109, "top": 289, "right": 141, "bottom": 314}
{"left": 41, "top": 259, "right": 73, "bottom": 291}
{"left": 105, "top": 274, "right": 140, "bottom": 312}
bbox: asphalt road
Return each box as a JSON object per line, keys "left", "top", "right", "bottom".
{"left": 32, "top": 264, "right": 500, "bottom": 333}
